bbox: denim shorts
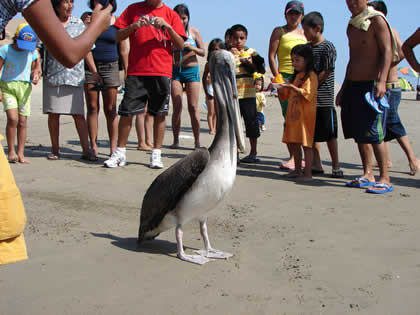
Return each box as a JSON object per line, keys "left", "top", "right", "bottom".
{"left": 172, "top": 65, "right": 200, "bottom": 83}
{"left": 85, "top": 60, "right": 120, "bottom": 88}
{"left": 384, "top": 87, "right": 406, "bottom": 141}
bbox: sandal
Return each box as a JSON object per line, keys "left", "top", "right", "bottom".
{"left": 81, "top": 151, "right": 98, "bottom": 162}
{"left": 47, "top": 153, "right": 60, "bottom": 160}
{"left": 331, "top": 168, "right": 344, "bottom": 178}
{"left": 240, "top": 155, "right": 260, "bottom": 163}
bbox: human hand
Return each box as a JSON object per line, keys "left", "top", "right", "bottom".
{"left": 91, "top": 3, "right": 112, "bottom": 33}
{"left": 31, "top": 71, "right": 40, "bottom": 85}
{"left": 335, "top": 88, "right": 343, "bottom": 107}
{"left": 92, "top": 72, "right": 103, "bottom": 84}
{"left": 152, "top": 17, "right": 169, "bottom": 30}
{"left": 230, "top": 47, "right": 239, "bottom": 55}
{"left": 375, "top": 81, "right": 386, "bottom": 99}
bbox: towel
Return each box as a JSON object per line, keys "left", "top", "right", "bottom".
{"left": 0, "top": 134, "right": 28, "bottom": 265}
{"left": 349, "top": 6, "right": 399, "bottom": 63}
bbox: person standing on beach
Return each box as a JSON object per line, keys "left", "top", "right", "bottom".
{"left": 368, "top": 1, "right": 420, "bottom": 176}
{"left": 268, "top": 1, "right": 307, "bottom": 170}
{"left": 336, "top": 0, "right": 397, "bottom": 194}
{"left": 402, "top": 27, "right": 420, "bottom": 73}
{"left": 103, "top": 0, "right": 186, "bottom": 169}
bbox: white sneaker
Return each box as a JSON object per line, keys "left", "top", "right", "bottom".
{"left": 104, "top": 149, "right": 126, "bottom": 168}
{"left": 150, "top": 149, "right": 163, "bottom": 169}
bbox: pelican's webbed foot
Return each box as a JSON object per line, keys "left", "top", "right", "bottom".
{"left": 195, "top": 248, "right": 233, "bottom": 259}
{"left": 177, "top": 253, "right": 212, "bottom": 265}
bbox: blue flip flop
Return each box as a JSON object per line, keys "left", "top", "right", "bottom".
{"left": 366, "top": 183, "right": 394, "bottom": 194}
{"left": 346, "top": 177, "right": 376, "bottom": 188}
{"left": 365, "top": 91, "right": 389, "bottom": 113}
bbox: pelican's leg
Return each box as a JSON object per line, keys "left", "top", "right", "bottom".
{"left": 195, "top": 219, "right": 233, "bottom": 259}
{"left": 176, "top": 224, "right": 210, "bottom": 265}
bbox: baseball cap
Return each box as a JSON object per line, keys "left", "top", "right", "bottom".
{"left": 285, "top": 1, "right": 305, "bottom": 15}
{"left": 14, "top": 23, "right": 37, "bottom": 51}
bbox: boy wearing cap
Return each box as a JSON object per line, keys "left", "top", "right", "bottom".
{"left": 0, "top": 23, "right": 40, "bottom": 164}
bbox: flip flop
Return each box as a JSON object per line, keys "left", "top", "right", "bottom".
{"left": 346, "top": 177, "right": 375, "bottom": 188}
{"left": 366, "top": 183, "right": 394, "bottom": 194}
{"left": 240, "top": 155, "right": 260, "bottom": 163}
{"left": 312, "top": 168, "right": 324, "bottom": 175}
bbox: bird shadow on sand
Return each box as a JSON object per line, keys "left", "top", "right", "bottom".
{"left": 90, "top": 233, "right": 197, "bottom": 258}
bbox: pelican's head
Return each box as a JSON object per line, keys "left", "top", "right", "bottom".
{"left": 209, "top": 50, "right": 246, "bottom": 152}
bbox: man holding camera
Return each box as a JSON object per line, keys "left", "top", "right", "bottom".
{"left": 104, "top": 0, "right": 186, "bottom": 169}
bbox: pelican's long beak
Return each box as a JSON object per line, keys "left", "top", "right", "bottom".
{"left": 209, "top": 50, "right": 246, "bottom": 153}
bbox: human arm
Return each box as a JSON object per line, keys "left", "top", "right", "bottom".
{"left": 119, "top": 38, "right": 129, "bottom": 80}
{"left": 282, "top": 73, "right": 318, "bottom": 101}
{"left": 392, "top": 28, "right": 404, "bottom": 66}
{"left": 85, "top": 52, "right": 102, "bottom": 84}
{"left": 371, "top": 16, "right": 392, "bottom": 98}
{"left": 277, "top": 84, "right": 290, "bottom": 101}
{"left": 23, "top": 0, "right": 112, "bottom": 68}
{"left": 152, "top": 17, "right": 184, "bottom": 50}
{"left": 268, "top": 27, "right": 282, "bottom": 78}
{"left": 30, "top": 51, "right": 41, "bottom": 85}
{"left": 402, "top": 27, "right": 420, "bottom": 72}
{"left": 185, "top": 26, "right": 205, "bottom": 57}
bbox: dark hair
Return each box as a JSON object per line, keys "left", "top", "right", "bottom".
{"left": 173, "top": 4, "right": 190, "bottom": 32}
{"left": 230, "top": 24, "right": 248, "bottom": 36}
{"left": 368, "top": 1, "right": 387, "bottom": 16}
{"left": 254, "top": 77, "right": 264, "bottom": 92}
{"left": 89, "top": 0, "right": 117, "bottom": 13}
{"left": 301, "top": 11, "right": 324, "bottom": 33}
{"left": 207, "top": 38, "right": 225, "bottom": 61}
{"left": 290, "top": 44, "right": 314, "bottom": 82}
{"left": 224, "top": 28, "right": 232, "bottom": 39}
{"left": 81, "top": 11, "right": 91, "bottom": 21}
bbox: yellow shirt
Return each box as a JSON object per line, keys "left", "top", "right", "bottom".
{"left": 0, "top": 134, "right": 28, "bottom": 265}
{"left": 276, "top": 29, "right": 307, "bottom": 74}
{"left": 234, "top": 48, "right": 258, "bottom": 99}
{"left": 256, "top": 92, "right": 265, "bottom": 113}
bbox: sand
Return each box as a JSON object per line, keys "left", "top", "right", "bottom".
{"left": 1, "top": 77, "right": 420, "bottom": 314}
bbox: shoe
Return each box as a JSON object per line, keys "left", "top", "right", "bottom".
{"left": 366, "top": 183, "right": 394, "bottom": 194}
{"left": 240, "top": 155, "right": 260, "bottom": 163}
{"left": 104, "top": 149, "right": 126, "bottom": 168}
{"left": 150, "top": 149, "right": 163, "bottom": 169}
{"left": 346, "top": 177, "right": 375, "bottom": 188}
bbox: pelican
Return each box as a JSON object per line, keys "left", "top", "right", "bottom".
{"left": 137, "top": 50, "right": 246, "bottom": 264}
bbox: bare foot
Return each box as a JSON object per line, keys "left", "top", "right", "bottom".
{"left": 18, "top": 157, "right": 30, "bottom": 164}
{"left": 409, "top": 159, "right": 420, "bottom": 176}
{"left": 209, "top": 130, "right": 216, "bottom": 135}
{"left": 137, "top": 145, "right": 152, "bottom": 151}
{"left": 8, "top": 153, "right": 18, "bottom": 163}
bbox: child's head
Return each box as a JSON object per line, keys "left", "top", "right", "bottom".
{"left": 230, "top": 24, "right": 248, "bottom": 50}
{"left": 88, "top": 0, "right": 117, "bottom": 13}
{"left": 207, "top": 38, "right": 225, "bottom": 61}
{"left": 81, "top": 11, "right": 92, "bottom": 25}
{"left": 301, "top": 12, "right": 324, "bottom": 42}
{"left": 224, "top": 28, "right": 232, "bottom": 47}
{"left": 291, "top": 44, "right": 314, "bottom": 74}
{"left": 254, "top": 75, "right": 264, "bottom": 92}
{"left": 13, "top": 23, "right": 37, "bottom": 51}
{"left": 173, "top": 4, "right": 190, "bottom": 31}
{"left": 346, "top": 0, "right": 369, "bottom": 16}
{"left": 368, "top": 1, "right": 387, "bottom": 16}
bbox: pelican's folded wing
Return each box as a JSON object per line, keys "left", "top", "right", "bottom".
{"left": 139, "top": 148, "right": 210, "bottom": 236}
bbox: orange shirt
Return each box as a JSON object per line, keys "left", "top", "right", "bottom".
{"left": 280, "top": 72, "right": 318, "bottom": 147}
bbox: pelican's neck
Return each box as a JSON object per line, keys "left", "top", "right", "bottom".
{"left": 208, "top": 99, "right": 236, "bottom": 157}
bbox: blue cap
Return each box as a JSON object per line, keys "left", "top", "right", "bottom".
{"left": 15, "top": 23, "right": 37, "bottom": 51}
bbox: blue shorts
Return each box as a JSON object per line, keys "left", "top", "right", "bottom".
{"left": 341, "top": 81, "right": 387, "bottom": 144}
{"left": 172, "top": 65, "right": 200, "bottom": 83}
{"left": 384, "top": 87, "right": 406, "bottom": 141}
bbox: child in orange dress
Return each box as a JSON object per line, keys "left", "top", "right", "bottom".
{"left": 278, "top": 44, "right": 318, "bottom": 181}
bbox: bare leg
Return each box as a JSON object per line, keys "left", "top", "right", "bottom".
{"left": 176, "top": 224, "right": 210, "bottom": 265}
{"left": 357, "top": 143, "right": 375, "bottom": 182}
{"left": 301, "top": 146, "right": 313, "bottom": 181}
{"left": 370, "top": 142, "right": 391, "bottom": 191}
{"left": 144, "top": 112, "right": 153, "bottom": 147}
{"left": 312, "top": 142, "right": 323, "bottom": 170}
{"left": 5, "top": 108, "right": 18, "bottom": 161}
{"left": 249, "top": 137, "right": 257, "bottom": 156}
{"left": 287, "top": 144, "right": 303, "bottom": 178}
{"left": 85, "top": 84, "right": 100, "bottom": 155}
{"left": 327, "top": 138, "right": 340, "bottom": 170}
{"left": 171, "top": 80, "right": 183, "bottom": 147}
{"left": 185, "top": 82, "right": 201, "bottom": 147}
{"left": 16, "top": 114, "right": 29, "bottom": 163}
{"left": 135, "top": 113, "right": 152, "bottom": 151}
{"left": 48, "top": 113, "right": 60, "bottom": 155}
{"left": 206, "top": 96, "right": 216, "bottom": 135}
{"left": 73, "top": 114, "right": 90, "bottom": 155}
{"left": 153, "top": 115, "right": 166, "bottom": 149}
{"left": 102, "top": 87, "right": 118, "bottom": 154}
{"left": 117, "top": 115, "right": 134, "bottom": 148}
{"left": 395, "top": 136, "right": 420, "bottom": 175}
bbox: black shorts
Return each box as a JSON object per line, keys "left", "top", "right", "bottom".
{"left": 341, "top": 81, "right": 386, "bottom": 144}
{"left": 118, "top": 75, "right": 171, "bottom": 116}
{"left": 314, "top": 107, "right": 338, "bottom": 142}
{"left": 239, "top": 97, "right": 260, "bottom": 138}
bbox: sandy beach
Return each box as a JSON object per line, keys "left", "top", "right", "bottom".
{"left": 1, "top": 71, "right": 420, "bottom": 314}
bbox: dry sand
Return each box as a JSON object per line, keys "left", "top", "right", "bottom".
{"left": 1, "top": 79, "right": 420, "bottom": 314}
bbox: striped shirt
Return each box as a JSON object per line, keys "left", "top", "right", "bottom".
{"left": 311, "top": 40, "right": 336, "bottom": 108}
{"left": 234, "top": 48, "right": 258, "bottom": 99}
{"left": 0, "top": 0, "right": 36, "bottom": 33}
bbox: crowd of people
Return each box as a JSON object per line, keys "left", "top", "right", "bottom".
{"left": 1, "top": 0, "right": 420, "bottom": 264}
